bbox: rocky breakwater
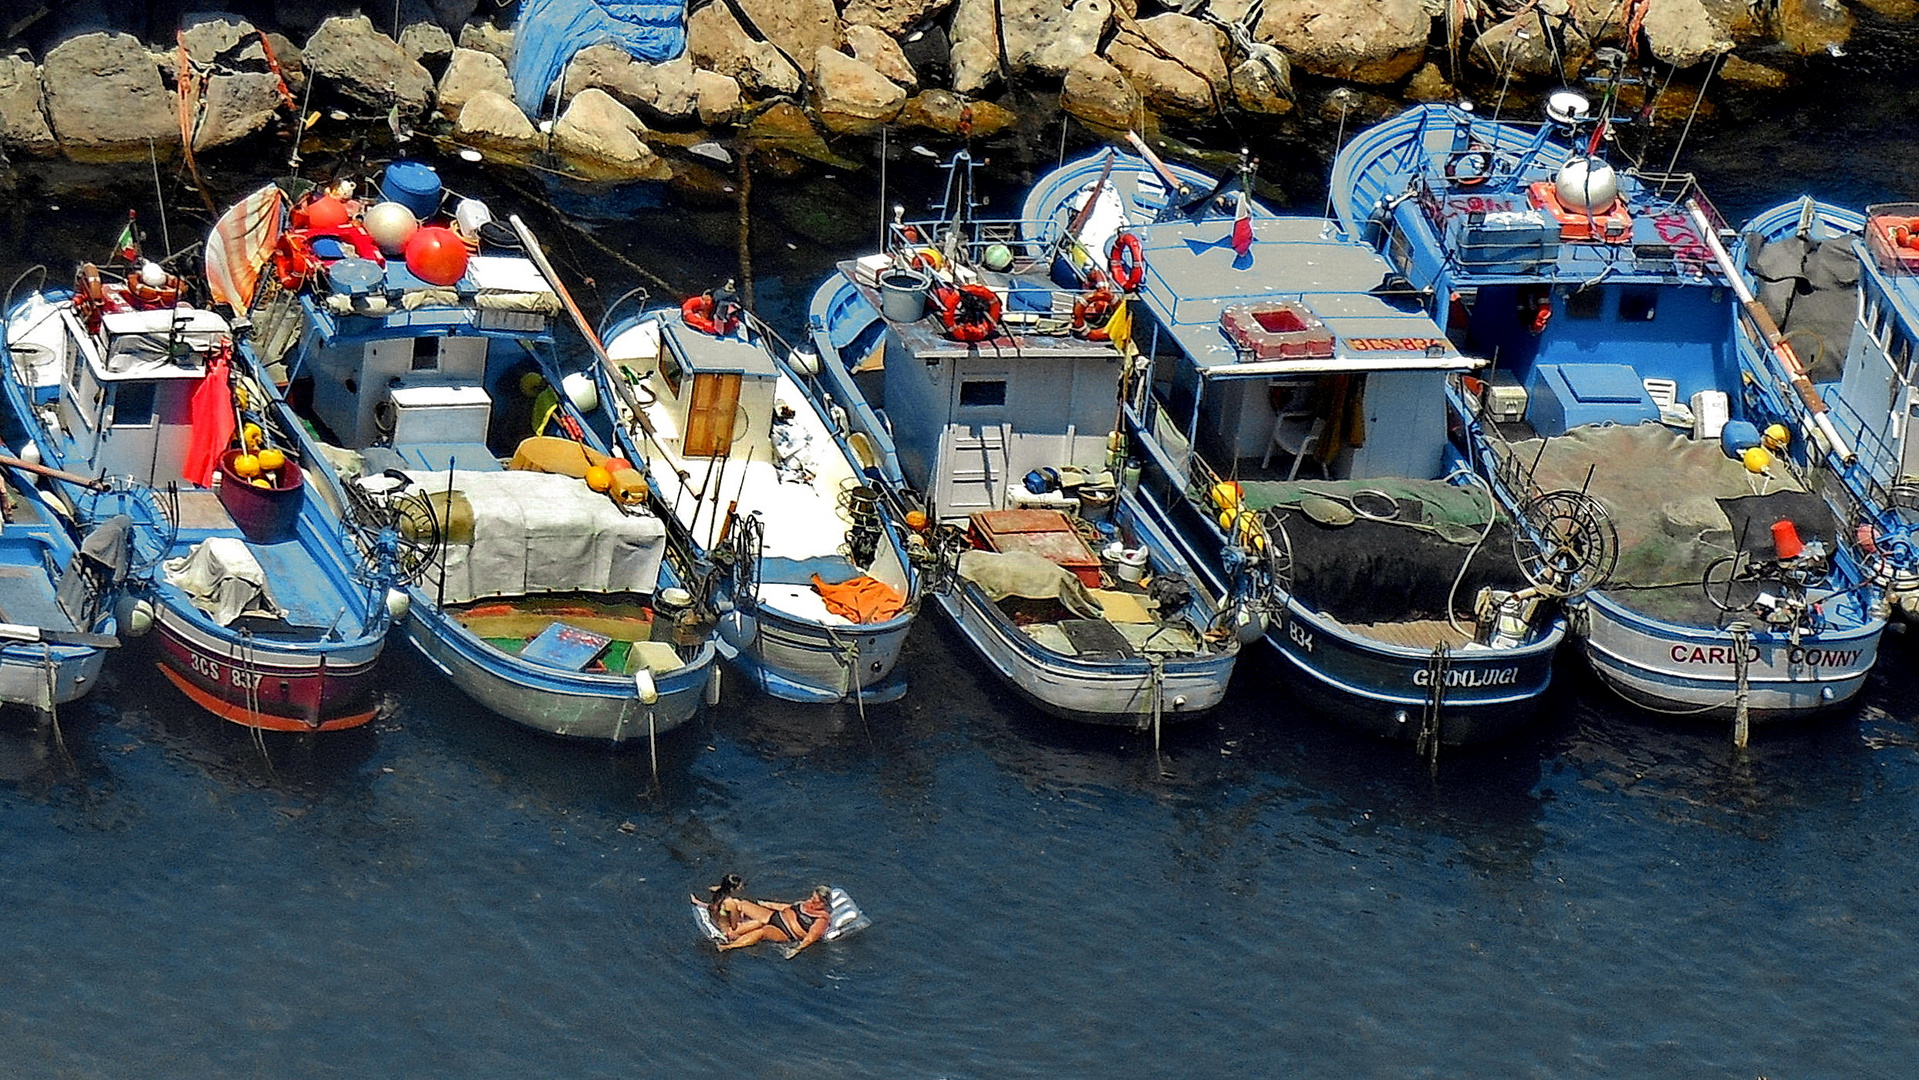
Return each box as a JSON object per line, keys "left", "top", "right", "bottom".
{"left": 0, "top": 0, "right": 1870, "bottom": 182}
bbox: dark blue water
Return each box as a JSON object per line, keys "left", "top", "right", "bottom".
{"left": 9, "top": 45, "right": 1919, "bottom": 1077}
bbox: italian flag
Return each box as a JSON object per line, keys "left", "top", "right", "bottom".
{"left": 1230, "top": 192, "right": 1252, "bottom": 258}
{"left": 113, "top": 212, "right": 138, "bottom": 262}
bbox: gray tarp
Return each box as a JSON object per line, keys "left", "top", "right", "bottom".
{"left": 957, "top": 549, "right": 1103, "bottom": 619}
{"left": 163, "top": 537, "right": 285, "bottom": 626}
{"left": 403, "top": 470, "right": 667, "bottom": 603}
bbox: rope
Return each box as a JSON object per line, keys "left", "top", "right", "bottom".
{"left": 42, "top": 643, "right": 69, "bottom": 766}
{"left": 1416, "top": 644, "right": 1449, "bottom": 775}
{"left": 1731, "top": 621, "right": 1752, "bottom": 749}
{"left": 1148, "top": 654, "right": 1165, "bottom": 755}
{"left": 1445, "top": 471, "right": 1501, "bottom": 638}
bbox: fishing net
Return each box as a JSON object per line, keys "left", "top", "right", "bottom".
{"left": 1746, "top": 229, "right": 1861, "bottom": 384}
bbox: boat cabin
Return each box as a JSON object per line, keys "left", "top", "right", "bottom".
{"left": 641, "top": 319, "right": 780, "bottom": 459}
{"left": 1819, "top": 203, "right": 1919, "bottom": 485}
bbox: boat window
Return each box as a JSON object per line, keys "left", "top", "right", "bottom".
{"left": 659, "top": 353, "right": 684, "bottom": 397}
{"left": 411, "top": 336, "right": 440, "bottom": 371}
{"left": 959, "top": 379, "right": 1007, "bottom": 408}
{"left": 1893, "top": 333, "right": 1914, "bottom": 380}
{"left": 112, "top": 381, "right": 155, "bottom": 427}
{"left": 1870, "top": 296, "right": 1891, "bottom": 347}
{"left": 1619, "top": 289, "right": 1657, "bottom": 322}
{"left": 1565, "top": 286, "right": 1604, "bottom": 320}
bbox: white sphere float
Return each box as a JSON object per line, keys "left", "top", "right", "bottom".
{"left": 363, "top": 201, "right": 419, "bottom": 255}
{"left": 1554, "top": 158, "right": 1619, "bottom": 212}
{"left": 561, "top": 372, "right": 599, "bottom": 413}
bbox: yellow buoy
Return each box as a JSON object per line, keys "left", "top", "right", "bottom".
{"left": 1762, "top": 423, "right": 1790, "bottom": 451}
{"left": 231, "top": 453, "right": 262, "bottom": 479}
{"left": 1210, "top": 481, "right": 1243, "bottom": 509}
{"left": 250, "top": 477, "right": 271, "bottom": 488}
{"left": 584, "top": 465, "right": 613, "bottom": 492}
{"left": 1742, "top": 446, "right": 1772, "bottom": 474}
{"left": 242, "top": 422, "right": 263, "bottom": 448}
{"left": 256, "top": 447, "right": 286, "bottom": 472}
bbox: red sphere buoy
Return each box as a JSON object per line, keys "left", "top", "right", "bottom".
{"left": 403, "top": 225, "right": 469, "bottom": 286}
{"left": 299, "top": 194, "right": 352, "bottom": 230}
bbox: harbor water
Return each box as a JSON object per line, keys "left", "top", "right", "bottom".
{"left": 6, "top": 43, "right": 1919, "bottom": 1077}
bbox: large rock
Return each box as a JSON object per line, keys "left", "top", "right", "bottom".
{"left": 694, "top": 69, "right": 743, "bottom": 126}
{"left": 180, "top": 15, "right": 254, "bottom": 64}
{"left": 845, "top": 24, "right": 918, "bottom": 90}
{"left": 735, "top": 0, "right": 841, "bottom": 77}
{"left": 452, "top": 88, "right": 542, "bottom": 156}
{"left": 42, "top": 32, "right": 177, "bottom": 161}
{"left": 193, "top": 71, "right": 285, "bottom": 150}
{"left": 897, "top": 89, "right": 1015, "bottom": 137}
{"left": 1257, "top": 0, "right": 1430, "bottom": 84}
{"left": 400, "top": 21, "right": 456, "bottom": 66}
{"left": 0, "top": 54, "right": 54, "bottom": 157}
{"left": 1060, "top": 54, "right": 1143, "bottom": 134}
{"left": 550, "top": 87, "right": 670, "bottom": 181}
{"left": 1468, "top": 16, "right": 1569, "bottom": 78}
{"left": 457, "top": 22, "right": 516, "bottom": 65}
{"left": 840, "top": 0, "right": 955, "bottom": 35}
{"left": 1230, "top": 56, "right": 1295, "bottom": 115}
{"left": 562, "top": 44, "right": 699, "bottom": 124}
{"left": 1003, "top": 0, "right": 1112, "bottom": 77}
{"left": 1108, "top": 13, "right": 1227, "bottom": 117}
{"left": 305, "top": 15, "right": 435, "bottom": 117}
{"left": 1775, "top": 0, "right": 1855, "bottom": 55}
{"left": 741, "top": 100, "right": 856, "bottom": 168}
{"left": 1639, "top": 0, "right": 1730, "bottom": 67}
{"left": 437, "top": 47, "right": 513, "bottom": 122}
{"left": 948, "top": 0, "right": 1002, "bottom": 95}
{"left": 811, "top": 48, "right": 906, "bottom": 135}
{"left": 1716, "top": 53, "right": 1789, "bottom": 90}
{"left": 688, "top": 2, "right": 803, "bottom": 96}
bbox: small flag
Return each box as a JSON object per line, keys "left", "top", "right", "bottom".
{"left": 1230, "top": 192, "right": 1252, "bottom": 258}
{"left": 113, "top": 211, "right": 138, "bottom": 263}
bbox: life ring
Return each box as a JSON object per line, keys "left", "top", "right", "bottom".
{"left": 930, "top": 282, "right": 1002, "bottom": 343}
{"left": 271, "top": 232, "right": 322, "bottom": 291}
{"left": 1108, "top": 231, "right": 1144, "bottom": 292}
{"left": 1445, "top": 148, "right": 1495, "bottom": 188}
{"left": 127, "top": 269, "right": 185, "bottom": 310}
{"left": 1072, "top": 282, "right": 1119, "bottom": 341}
{"left": 72, "top": 263, "right": 108, "bottom": 332}
{"left": 682, "top": 292, "right": 741, "bottom": 336}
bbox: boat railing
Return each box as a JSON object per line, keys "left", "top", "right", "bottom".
{"left": 891, "top": 215, "right": 1067, "bottom": 274}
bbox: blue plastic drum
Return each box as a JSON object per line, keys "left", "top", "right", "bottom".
{"left": 382, "top": 161, "right": 443, "bottom": 220}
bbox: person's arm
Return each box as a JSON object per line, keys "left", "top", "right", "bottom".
{"left": 785, "top": 912, "right": 829, "bottom": 959}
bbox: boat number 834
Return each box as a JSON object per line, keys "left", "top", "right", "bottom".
{"left": 189, "top": 653, "right": 265, "bottom": 690}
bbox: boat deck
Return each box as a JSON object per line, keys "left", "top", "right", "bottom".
{"left": 0, "top": 561, "right": 72, "bottom": 631}
{"left": 1323, "top": 616, "right": 1474, "bottom": 650}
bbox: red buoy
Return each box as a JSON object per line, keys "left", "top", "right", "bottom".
{"left": 403, "top": 225, "right": 469, "bottom": 286}
{"left": 1771, "top": 519, "right": 1804, "bottom": 560}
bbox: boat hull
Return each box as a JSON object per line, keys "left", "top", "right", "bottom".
{"left": 404, "top": 601, "right": 716, "bottom": 742}
{"left": 1578, "top": 594, "right": 1881, "bottom": 720}
{"left": 0, "top": 644, "right": 106, "bottom": 710}
{"left": 717, "top": 603, "right": 910, "bottom": 704}
{"left": 150, "top": 602, "right": 384, "bottom": 732}
{"left": 932, "top": 588, "right": 1233, "bottom": 728}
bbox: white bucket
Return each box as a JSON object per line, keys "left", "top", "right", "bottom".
{"left": 878, "top": 268, "right": 930, "bottom": 322}
{"left": 1104, "top": 542, "right": 1148, "bottom": 582}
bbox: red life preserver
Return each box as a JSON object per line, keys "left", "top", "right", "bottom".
{"left": 1530, "top": 294, "right": 1552, "bottom": 335}
{"left": 72, "top": 263, "right": 109, "bottom": 333}
{"left": 930, "top": 283, "right": 1002, "bottom": 343}
{"left": 127, "top": 270, "right": 184, "bottom": 310}
{"left": 1108, "top": 231, "right": 1144, "bottom": 292}
{"left": 1072, "top": 283, "right": 1119, "bottom": 341}
{"left": 682, "top": 292, "right": 740, "bottom": 336}
{"left": 271, "top": 232, "right": 322, "bottom": 291}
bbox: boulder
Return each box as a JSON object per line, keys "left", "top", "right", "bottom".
{"left": 1716, "top": 54, "right": 1790, "bottom": 90}
{"left": 1003, "top": 0, "right": 1113, "bottom": 78}
{"left": 688, "top": 2, "right": 803, "bottom": 96}
{"left": 897, "top": 89, "right": 1015, "bottom": 137}
{"left": 437, "top": 47, "right": 514, "bottom": 123}
{"left": 0, "top": 54, "right": 54, "bottom": 157}
{"left": 845, "top": 25, "right": 918, "bottom": 90}
{"left": 562, "top": 44, "right": 699, "bottom": 124}
{"left": 179, "top": 14, "right": 253, "bottom": 64}
{"left": 948, "top": 0, "right": 1002, "bottom": 95}
{"left": 452, "top": 88, "right": 543, "bottom": 156}
{"left": 400, "top": 21, "right": 456, "bottom": 66}
{"left": 839, "top": 0, "right": 954, "bottom": 36}
{"left": 1060, "top": 54, "right": 1143, "bottom": 134}
{"left": 1107, "top": 13, "right": 1227, "bottom": 117}
{"left": 1257, "top": 0, "right": 1430, "bottom": 85}
{"left": 1639, "top": 0, "right": 1730, "bottom": 67}
{"left": 1230, "top": 56, "right": 1294, "bottom": 116}
{"left": 742, "top": 100, "right": 856, "bottom": 168}
{"left": 239, "top": 33, "right": 306, "bottom": 96}
{"left": 1467, "top": 16, "right": 1567, "bottom": 79}
{"left": 457, "top": 22, "right": 516, "bottom": 66}
{"left": 305, "top": 15, "right": 435, "bottom": 116}
{"left": 694, "top": 69, "right": 743, "bottom": 126}
{"left": 811, "top": 48, "right": 906, "bottom": 135}
{"left": 735, "top": 0, "right": 842, "bottom": 77}
{"left": 193, "top": 71, "right": 285, "bottom": 150}
{"left": 1402, "top": 61, "right": 1453, "bottom": 102}
{"left": 1774, "top": 0, "right": 1855, "bottom": 55}
{"left": 42, "top": 32, "right": 177, "bottom": 161}
{"left": 550, "top": 87, "right": 671, "bottom": 181}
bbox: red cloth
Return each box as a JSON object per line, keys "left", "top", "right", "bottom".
{"left": 183, "top": 350, "right": 235, "bottom": 487}
{"left": 811, "top": 574, "right": 906, "bottom": 625}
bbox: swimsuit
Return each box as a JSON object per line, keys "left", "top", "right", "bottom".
{"left": 775, "top": 904, "right": 825, "bottom": 939}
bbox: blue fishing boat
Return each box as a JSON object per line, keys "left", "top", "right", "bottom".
{"left": 0, "top": 455, "right": 126, "bottom": 711}
{"left": 803, "top": 152, "right": 1238, "bottom": 731}
{"left": 214, "top": 175, "right": 719, "bottom": 746}
{"left": 1, "top": 266, "right": 391, "bottom": 730}
{"left": 586, "top": 289, "right": 919, "bottom": 707}
{"left": 1732, "top": 198, "right": 1919, "bottom": 616}
{"left": 1009, "top": 142, "right": 1563, "bottom": 747}
{"left": 1330, "top": 94, "right": 1885, "bottom": 732}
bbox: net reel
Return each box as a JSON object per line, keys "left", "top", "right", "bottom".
{"left": 1513, "top": 489, "right": 1618, "bottom": 599}
{"left": 344, "top": 470, "right": 442, "bottom": 588}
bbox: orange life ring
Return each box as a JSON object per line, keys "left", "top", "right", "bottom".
{"left": 271, "top": 232, "right": 321, "bottom": 291}
{"left": 1108, "top": 231, "right": 1144, "bottom": 292}
{"left": 931, "top": 282, "right": 1002, "bottom": 343}
{"left": 127, "top": 270, "right": 184, "bottom": 310}
{"left": 1072, "top": 284, "right": 1118, "bottom": 341}
{"left": 72, "top": 264, "right": 108, "bottom": 332}
{"left": 682, "top": 292, "right": 740, "bottom": 336}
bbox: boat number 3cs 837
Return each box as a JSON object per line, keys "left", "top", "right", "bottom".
{"left": 189, "top": 652, "right": 265, "bottom": 689}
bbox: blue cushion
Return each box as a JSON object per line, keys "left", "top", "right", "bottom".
{"left": 1560, "top": 364, "right": 1647, "bottom": 404}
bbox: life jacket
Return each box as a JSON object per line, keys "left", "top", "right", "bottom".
{"left": 682, "top": 292, "right": 741, "bottom": 336}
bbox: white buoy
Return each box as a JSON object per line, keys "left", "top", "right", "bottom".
{"left": 15, "top": 442, "right": 40, "bottom": 467}
{"left": 788, "top": 344, "right": 822, "bottom": 377}
{"left": 138, "top": 260, "right": 169, "bottom": 288}
{"left": 385, "top": 588, "right": 412, "bottom": 621}
{"left": 1554, "top": 158, "right": 1618, "bottom": 212}
{"left": 116, "top": 597, "right": 154, "bottom": 638}
{"left": 634, "top": 668, "right": 660, "bottom": 706}
{"left": 561, "top": 371, "right": 599, "bottom": 413}
{"left": 1545, "top": 89, "right": 1592, "bottom": 126}
{"left": 363, "top": 201, "right": 419, "bottom": 255}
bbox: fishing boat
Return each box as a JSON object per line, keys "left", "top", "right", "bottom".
{"left": 1330, "top": 92, "right": 1886, "bottom": 730}
{"left": 0, "top": 456, "right": 127, "bottom": 712}
{"left": 1732, "top": 198, "right": 1919, "bottom": 617}
{"left": 209, "top": 171, "right": 720, "bottom": 746}
{"left": 1009, "top": 142, "right": 1563, "bottom": 747}
{"left": 0, "top": 263, "right": 392, "bottom": 731}
{"left": 587, "top": 286, "right": 919, "bottom": 706}
{"left": 803, "top": 151, "right": 1238, "bottom": 731}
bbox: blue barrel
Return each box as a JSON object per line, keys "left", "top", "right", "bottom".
{"left": 382, "top": 161, "right": 443, "bottom": 220}
{"left": 1720, "top": 419, "right": 1761, "bottom": 459}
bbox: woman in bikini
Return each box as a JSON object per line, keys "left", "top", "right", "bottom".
{"left": 700, "top": 880, "right": 834, "bottom": 957}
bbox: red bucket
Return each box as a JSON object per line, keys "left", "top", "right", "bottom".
{"left": 217, "top": 448, "right": 305, "bottom": 543}
{"left": 1771, "top": 519, "right": 1804, "bottom": 560}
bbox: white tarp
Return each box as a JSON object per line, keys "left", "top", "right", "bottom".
{"left": 163, "top": 537, "right": 286, "bottom": 626}
{"left": 406, "top": 470, "right": 667, "bottom": 603}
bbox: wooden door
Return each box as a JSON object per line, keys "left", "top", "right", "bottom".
{"left": 683, "top": 372, "right": 741, "bottom": 457}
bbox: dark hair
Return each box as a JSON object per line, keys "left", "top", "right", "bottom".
{"left": 706, "top": 873, "right": 745, "bottom": 905}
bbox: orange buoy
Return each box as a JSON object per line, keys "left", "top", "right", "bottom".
{"left": 403, "top": 225, "right": 469, "bottom": 286}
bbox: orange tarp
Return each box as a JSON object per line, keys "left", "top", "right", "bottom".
{"left": 811, "top": 574, "right": 906, "bottom": 624}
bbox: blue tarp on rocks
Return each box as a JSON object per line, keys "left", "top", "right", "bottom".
{"left": 511, "top": 0, "right": 687, "bottom": 114}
